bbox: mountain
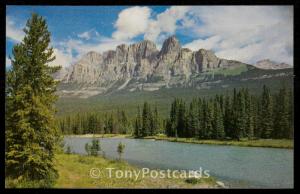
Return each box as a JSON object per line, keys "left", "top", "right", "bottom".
{"left": 254, "top": 59, "right": 292, "bottom": 70}
{"left": 57, "top": 36, "right": 293, "bottom": 98}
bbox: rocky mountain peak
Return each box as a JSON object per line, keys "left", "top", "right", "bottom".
{"left": 254, "top": 59, "right": 292, "bottom": 69}
{"left": 181, "top": 48, "right": 192, "bottom": 52}
{"left": 85, "top": 51, "right": 100, "bottom": 57}
{"left": 138, "top": 39, "right": 156, "bottom": 48}
{"left": 78, "top": 51, "right": 102, "bottom": 66}
{"left": 116, "top": 44, "right": 128, "bottom": 51}
{"left": 198, "top": 48, "right": 219, "bottom": 62}
{"left": 159, "top": 35, "right": 181, "bottom": 56}
{"left": 60, "top": 36, "right": 285, "bottom": 98}
{"left": 134, "top": 39, "right": 158, "bottom": 58}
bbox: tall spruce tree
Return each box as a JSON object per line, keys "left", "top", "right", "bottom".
{"left": 254, "top": 96, "right": 262, "bottom": 138}
{"left": 200, "top": 99, "right": 213, "bottom": 139}
{"left": 231, "top": 88, "right": 240, "bottom": 140}
{"left": 134, "top": 106, "right": 142, "bottom": 137}
{"left": 288, "top": 88, "right": 294, "bottom": 139}
{"left": 5, "top": 13, "right": 61, "bottom": 185}
{"left": 212, "top": 99, "right": 225, "bottom": 139}
{"left": 152, "top": 105, "right": 159, "bottom": 135}
{"left": 186, "top": 99, "right": 198, "bottom": 137}
{"left": 224, "top": 95, "right": 233, "bottom": 138}
{"left": 245, "top": 90, "right": 254, "bottom": 140}
{"left": 206, "top": 100, "right": 214, "bottom": 139}
{"left": 199, "top": 99, "right": 207, "bottom": 139}
{"left": 142, "top": 102, "right": 151, "bottom": 136}
{"left": 123, "top": 110, "right": 130, "bottom": 134}
{"left": 177, "top": 100, "right": 186, "bottom": 137}
{"left": 273, "top": 86, "right": 290, "bottom": 138}
{"left": 261, "top": 85, "right": 273, "bottom": 138}
{"left": 196, "top": 98, "right": 203, "bottom": 138}
{"left": 170, "top": 99, "right": 180, "bottom": 137}
{"left": 239, "top": 90, "right": 247, "bottom": 137}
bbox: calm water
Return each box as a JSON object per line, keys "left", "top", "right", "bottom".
{"left": 64, "top": 137, "right": 293, "bottom": 188}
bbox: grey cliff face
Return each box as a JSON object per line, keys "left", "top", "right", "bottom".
{"left": 57, "top": 36, "right": 255, "bottom": 96}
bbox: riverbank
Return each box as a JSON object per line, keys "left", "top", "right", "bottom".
{"left": 141, "top": 136, "right": 293, "bottom": 149}
{"left": 54, "top": 154, "right": 217, "bottom": 188}
{"left": 66, "top": 134, "right": 293, "bottom": 149}
{"left": 66, "top": 134, "right": 131, "bottom": 138}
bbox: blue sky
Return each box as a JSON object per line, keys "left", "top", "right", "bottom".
{"left": 6, "top": 6, "right": 293, "bottom": 68}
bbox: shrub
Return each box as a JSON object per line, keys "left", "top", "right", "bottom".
{"left": 117, "top": 142, "right": 125, "bottom": 160}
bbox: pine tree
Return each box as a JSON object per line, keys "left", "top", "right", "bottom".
{"left": 196, "top": 98, "right": 203, "bottom": 138}
{"left": 273, "top": 86, "right": 290, "bottom": 138}
{"left": 85, "top": 138, "right": 101, "bottom": 156}
{"left": 168, "top": 99, "right": 179, "bottom": 137}
{"left": 212, "top": 99, "right": 225, "bottom": 139}
{"left": 152, "top": 105, "right": 159, "bottom": 135}
{"left": 76, "top": 113, "right": 82, "bottom": 134}
{"left": 199, "top": 99, "right": 207, "bottom": 139}
{"left": 134, "top": 106, "right": 142, "bottom": 137}
{"left": 254, "top": 96, "right": 262, "bottom": 138}
{"left": 232, "top": 89, "right": 246, "bottom": 140}
{"left": 103, "top": 113, "right": 109, "bottom": 134}
{"left": 117, "top": 142, "right": 125, "bottom": 160}
{"left": 199, "top": 99, "right": 213, "bottom": 139}
{"left": 245, "top": 91, "right": 254, "bottom": 140}
{"left": 261, "top": 85, "right": 273, "bottom": 138}
{"left": 186, "top": 99, "right": 198, "bottom": 138}
{"left": 142, "top": 102, "right": 151, "bottom": 136}
{"left": 288, "top": 88, "right": 294, "bottom": 139}
{"left": 6, "top": 13, "right": 61, "bottom": 185}
{"left": 108, "top": 114, "right": 115, "bottom": 134}
{"left": 177, "top": 99, "right": 186, "bottom": 137}
{"left": 120, "top": 110, "right": 128, "bottom": 134}
{"left": 231, "top": 88, "right": 239, "bottom": 140}
{"left": 224, "top": 95, "right": 234, "bottom": 138}
{"left": 206, "top": 100, "right": 214, "bottom": 139}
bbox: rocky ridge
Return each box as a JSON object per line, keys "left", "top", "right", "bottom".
{"left": 254, "top": 59, "right": 292, "bottom": 70}
{"left": 57, "top": 36, "right": 292, "bottom": 98}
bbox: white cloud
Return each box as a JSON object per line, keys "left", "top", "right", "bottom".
{"left": 6, "top": 6, "right": 293, "bottom": 67}
{"left": 156, "top": 6, "right": 188, "bottom": 33}
{"left": 48, "top": 48, "right": 73, "bottom": 67}
{"left": 182, "top": 6, "right": 293, "bottom": 65}
{"left": 78, "top": 31, "right": 91, "bottom": 40}
{"left": 78, "top": 29, "right": 100, "bottom": 40}
{"left": 183, "top": 35, "right": 222, "bottom": 51}
{"left": 112, "top": 6, "right": 151, "bottom": 40}
{"left": 6, "top": 16, "right": 25, "bottom": 42}
{"left": 144, "top": 6, "right": 189, "bottom": 43}
{"left": 54, "top": 36, "right": 132, "bottom": 67}
{"left": 111, "top": 5, "right": 188, "bottom": 44}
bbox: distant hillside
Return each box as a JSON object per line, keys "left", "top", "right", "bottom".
{"left": 55, "top": 67, "right": 293, "bottom": 117}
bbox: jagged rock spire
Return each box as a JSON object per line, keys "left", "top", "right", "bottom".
{"left": 159, "top": 35, "right": 181, "bottom": 56}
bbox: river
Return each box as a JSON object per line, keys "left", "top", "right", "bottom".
{"left": 64, "top": 137, "right": 293, "bottom": 188}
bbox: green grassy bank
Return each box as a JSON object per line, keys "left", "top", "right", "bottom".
{"left": 67, "top": 134, "right": 293, "bottom": 149}
{"left": 6, "top": 153, "right": 217, "bottom": 188}
{"left": 54, "top": 154, "right": 217, "bottom": 188}
{"left": 141, "top": 136, "right": 293, "bottom": 149}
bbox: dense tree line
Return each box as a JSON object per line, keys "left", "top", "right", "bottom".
{"left": 133, "top": 102, "right": 162, "bottom": 137}
{"left": 57, "top": 85, "right": 293, "bottom": 140}
{"left": 57, "top": 109, "right": 132, "bottom": 135}
{"left": 164, "top": 85, "right": 293, "bottom": 140}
